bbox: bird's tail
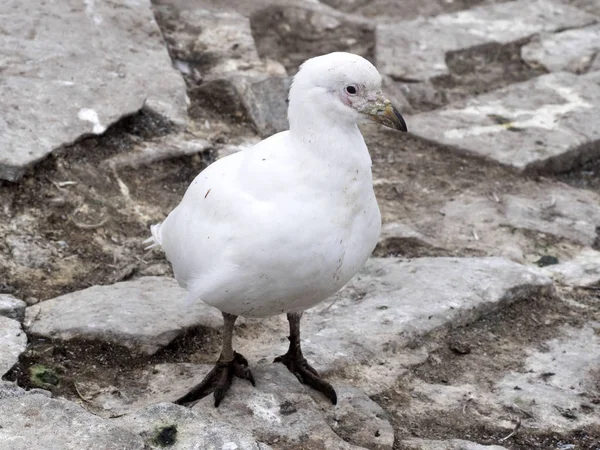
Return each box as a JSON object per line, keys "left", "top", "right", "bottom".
{"left": 143, "top": 222, "right": 163, "bottom": 250}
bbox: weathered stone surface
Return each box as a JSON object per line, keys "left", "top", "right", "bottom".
{"left": 24, "top": 277, "right": 222, "bottom": 355}
{"left": 0, "top": 381, "right": 51, "bottom": 401}
{"left": 156, "top": 7, "right": 283, "bottom": 79}
{"left": 374, "top": 222, "right": 441, "bottom": 257}
{"left": 193, "top": 364, "right": 370, "bottom": 450}
{"left": 541, "top": 248, "right": 600, "bottom": 286}
{"left": 408, "top": 71, "right": 600, "bottom": 173}
{"left": 0, "top": 316, "right": 27, "bottom": 376}
{"left": 0, "top": 0, "right": 188, "bottom": 181}
{"left": 103, "top": 134, "right": 211, "bottom": 170}
{"left": 0, "top": 394, "right": 145, "bottom": 450}
{"left": 439, "top": 187, "right": 600, "bottom": 255}
{"left": 376, "top": 0, "right": 596, "bottom": 81}
{"left": 156, "top": 6, "right": 290, "bottom": 135}
{"left": 402, "top": 439, "right": 508, "bottom": 450}
{"left": 0, "top": 294, "right": 26, "bottom": 322}
{"left": 522, "top": 24, "right": 600, "bottom": 74}
{"left": 113, "top": 402, "right": 274, "bottom": 450}
{"left": 322, "top": 386, "right": 394, "bottom": 450}
{"left": 240, "top": 76, "right": 292, "bottom": 136}
{"left": 251, "top": 4, "right": 375, "bottom": 74}
{"left": 496, "top": 324, "right": 600, "bottom": 430}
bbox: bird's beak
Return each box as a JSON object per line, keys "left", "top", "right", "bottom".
{"left": 361, "top": 95, "right": 408, "bottom": 132}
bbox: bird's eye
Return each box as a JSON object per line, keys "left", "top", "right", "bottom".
{"left": 345, "top": 85, "right": 358, "bottom": 95}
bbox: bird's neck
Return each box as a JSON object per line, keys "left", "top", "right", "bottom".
{"left": 288, "top": 105, "right": 371, "bottom": 170}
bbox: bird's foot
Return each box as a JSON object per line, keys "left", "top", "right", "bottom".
{"left": 175, "top": 352, "right": 255, "bottom": 407}
{"left": 274, "top": 351, "right": 337, "bottom": 405}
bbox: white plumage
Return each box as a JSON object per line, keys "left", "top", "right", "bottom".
{"left": 147, "top": 52, "right": 407, "bottom": 319}
{"left": 146, "top": 52, "right": 407, "bottom": 407}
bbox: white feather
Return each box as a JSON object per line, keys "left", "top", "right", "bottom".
{"left": 146, "top": 52, "right": 384, "bottom": 317}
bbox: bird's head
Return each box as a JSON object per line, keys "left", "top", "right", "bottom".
{"left": 288, "top": 52, "right": 407, "bottom": 132}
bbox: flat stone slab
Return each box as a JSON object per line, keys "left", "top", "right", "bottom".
{"left": 541, "top": 248, "right": 600, "bottom": 286}
{"left": 0, "top": 394, "right": 145, "bottom": 450}
{"left": 496, "top": 324, "right": 600, "bottom": 430}
{"left": 191, "top": 364, "right": 372, "bottom": 450}
{"left": 0, "top": 294, "right": 26, "bottom": 321}
{"left": 0, "top": 316, "right": 27, "bottom": 376}
{"left": 97, "top": 364, "right": 389, "bottom": 449}
{"left": 402, "top": 439, "right": 508, "bottom": 450}
{"left": 113, "top": 402, "right": 274, "bottom": 450}
{"left": 439, "top": 187, "right": 600, "bottom": 252}
{"left": 522, "top": 24, "right": 600, "bottom": 74}
{"left": 0, "top": 0, "right": 188, "bottom": 181}
{"left": 376, "top": 0, "right": 595, "bottom": 81}
{"left": 25, "top": 277, "right": 222, "bottom": 355}
{"left": 374, "top": 222, "right": 441, "bottom": 257}
{"left": 408, "top": 71, "right": 600, "bottom": 173}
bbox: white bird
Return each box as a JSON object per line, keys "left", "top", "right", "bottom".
{"left": 146, "top": 52, "right": 407, "bottom": 407}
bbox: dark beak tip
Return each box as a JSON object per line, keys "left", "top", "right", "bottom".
{"left": 393, "top": 106, "right": 408, "bottom": 132}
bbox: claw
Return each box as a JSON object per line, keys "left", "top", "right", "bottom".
{"left": 174, "top": 351, "right": 255, "bottom": 408}
{"left": 275, "top": 352, "right": 337, "bottom": 405}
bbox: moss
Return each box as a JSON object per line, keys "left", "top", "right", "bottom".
{"left": 29, "top": 364, "right": 60, "bottom": 389}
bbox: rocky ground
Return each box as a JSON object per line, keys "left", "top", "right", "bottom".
{"left": 1, "top": 0, "right": 600, "bottom": 449}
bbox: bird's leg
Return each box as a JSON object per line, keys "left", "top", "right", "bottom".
{"left": 175, "top": 312, "right": 255, "bottom": 407}
{"left": 274, "top": 312, "right": 337, "bottom": 404}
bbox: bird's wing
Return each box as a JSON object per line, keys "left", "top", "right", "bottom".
{"left": 155, "top": 132, "right": 292, "bottom": 290}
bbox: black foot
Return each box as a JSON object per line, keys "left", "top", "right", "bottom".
{"left": 175, "top": 352, "right": 255, "bottom": 407}
{"left": 274, "top": 352, "right": 337, "bottom": 405}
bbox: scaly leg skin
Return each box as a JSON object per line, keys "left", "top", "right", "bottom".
{"left": 175, "top": 312, "right": 255, "bottom": 407}
{"left": 274, "top": 312, "right": 337, "bottom": 405}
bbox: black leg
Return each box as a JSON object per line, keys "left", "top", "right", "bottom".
{"left": 274, "top": 312, "right": 337, "bottom": 404}
{"left": 175, "top": 312, "right": 255, "bottom": 407}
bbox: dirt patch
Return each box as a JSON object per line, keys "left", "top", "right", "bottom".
{"left": 4, "top": 325, "right": 222, "bottom": 408}
{"left": 0, "top": 109, "right": 209, "bottom": 302}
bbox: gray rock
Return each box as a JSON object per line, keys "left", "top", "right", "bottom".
{"left": 250, "top": 4, "right": 375, "bottom": 75}
{"left": 113, "top": 402, "right": 273, "bottom": 449}
{"left": 196, "top": 75, "right": 291, "bottom": 136}
{"left": 0, "top": 294, "right": 26, "bottom": 321}
{"left": 156, "top": 6, "right": 290, "bottom": 135}
{"left": 376, "top": 0, "right": 596, "bottom": 81}
{"left": 541, "top": 248, "right": 600, "bottom": 286}
{"left": 240, "top": 76, "right": 292, "bottom": 137}
{"left": 24, "top": 277, "right": 222, "bottom": 355}
{"left": 6, "top": 234, "right": 54, "bottom": 269}
{"left": 103, "top": 134, "right": 211, "bottom": 170}
{"left": 441, "top": 187, "right": 600, "bottom": 247}
{"left": 0, "top": 316, "right": 27, "bottom": 376}
{"left": 0, "top": 394, "right": 145, "bottom": 450}
{"left": 322, "top": 385, "right": 394, "bottom": 450}
{"left": 402, "top": 439, "right": 508, "bottom": 450}
{"left": 192, "top": 364, "right": 369, "bottom": 450}
{"left": 157, "top": 7, "right": 283, "bottom": 79}
{"left": 495, "top": 324, "right": 600, "bottom": 430}
{"left": 0, "top": 0, "right": 188, "bottom": 181}
{"left": 374, "top": 222, "right": 441, "bottom": 257}
{"left": 0, "top": 381, "right": 52, "bottom": 400}
{"left": 408, "top": 71, "right": 600, "bottom": 173}
{"left": 521, "top": 24, "right": 600, "bottom": 74}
